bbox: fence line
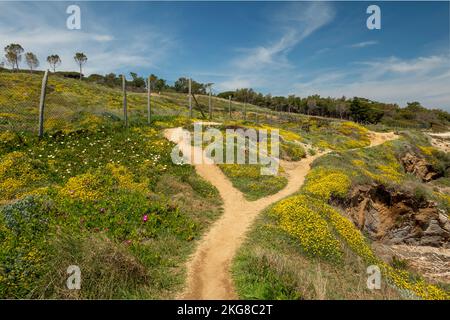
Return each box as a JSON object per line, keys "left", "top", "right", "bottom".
{"left": 1, "top": 71, "right": 329, "bottom": 137}
{"left": 38, "top": 69, "right": 49, "bottom": 138}
{"left": 147, "top": 76, "right": 151, "bottom": 124}
{"left": 122, "top": 74, "right": 128, "bottom": 127}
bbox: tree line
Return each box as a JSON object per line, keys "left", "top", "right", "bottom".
{"left": 217, "top": 88, "right": 450, "bottom": 127}
{"left": 2, "top": 44, "right": 214, "bottom": 94}
{"left": 85, "top": 74, "right": 212, "bottom": 94}
{"left": 3, "top": 43, "right": 87, "bottom": 80}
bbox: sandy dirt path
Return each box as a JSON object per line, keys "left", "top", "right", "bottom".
{"left": 426, "top": 132, "right": 450, "bottom": 153}
{"left": 368, "top": 131, "right": 399, "bottom": 147}
{"left": 164, "top": 126, "right": 398, "bottom": 300}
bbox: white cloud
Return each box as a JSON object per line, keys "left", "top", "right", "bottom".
{"left": 292, "top": 54, "right": 450, "bottom": 110}
{"left": 0, "top": 2, "right": 174, "bottom": 75}
{"left": 217, "top": 78, "right": 254, "bottom": 92}
{"left": 350, "top": 40, "right": 378, "bottom": 48}
{"left": 232, "top": 2, "right": 335, "bottom": 71}
{"left": 92, "top": 34, "right": 115, "bottom": 42}
{"left": 215, "top": 2, "right": 335, "bottom": 93}
{"left": 362, "top": 55, "right": 447, "bottom": 74}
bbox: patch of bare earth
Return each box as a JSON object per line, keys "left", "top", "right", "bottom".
{"left": 368, "top": 131, "right": 399, "bottom": 147}
{"left": 427, "top": 132, "right": 450, "bottom": 153}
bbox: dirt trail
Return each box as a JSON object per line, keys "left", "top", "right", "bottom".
{"left": 426, "top": 132, "right": 450, "bottom": 153}
{"left": 368, "top": 131, "right": 399, "bottom": 147}
{"left": 164, "top": 126, "right": 397, "bottom": 300}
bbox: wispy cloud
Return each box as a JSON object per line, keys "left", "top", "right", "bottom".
{"left": 316, "top": 47, "right": 331, "bottom": 55}
{"left": 362, "top": 55, "right": 446, "bottom": 74}
{"left": 231, "top": 2, "right": 335, "bottom": 71}
{"left": 292, "top": 54, "right": 450, "bottom": 110}
{"left": 350, "top": 40, "right": 378, "bottom": 48}
{"left": 216, "top": 2, "right": 335, "bottom": 92}
{"left": 0, "top": 2, "right": 175, "bottom": 75}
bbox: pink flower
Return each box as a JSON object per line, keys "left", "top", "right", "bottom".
{"left": 142, "top": 214, "right": 148, "bottom": 222}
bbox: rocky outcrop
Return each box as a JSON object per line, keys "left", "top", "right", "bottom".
{"left": 343, "top": 184, "right": 449, "bottom": 247}
{"left": 400, "top": 153, "right": 441, "bottom": 182}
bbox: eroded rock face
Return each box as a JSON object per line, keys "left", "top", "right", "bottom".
{"left": 343, "top": 184, "right": 449, "bottom": 247}
{"left": 400, "top": 153, "right": 440, "bottom": 182}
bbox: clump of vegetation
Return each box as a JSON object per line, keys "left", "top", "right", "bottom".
{"left": 219, "top": 164, "right": 287, "bottom": 201}
{"left": 270, "top": 195, "right": 343, "bottom": 261}
{"left": 303, "top": 167, "right": 352, "bottom": 201}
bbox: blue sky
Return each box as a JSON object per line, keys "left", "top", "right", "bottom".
{"left": 0, "top": 1, "right": 449, "bottom": 109}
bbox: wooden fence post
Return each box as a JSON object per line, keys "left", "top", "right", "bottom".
{"left": 244, "top": 102, "right": 247, "bottom": 121}
{"left": 122, "top": 75, "right": 128, "bottom": 127}
{"left": 189, "top": 78, "right": 192, "bottom": 118}
{"left": 147, "top": 76, "right": 151, "bottom": 124}
{"left": 38, "top": 69, "right": 49, "bottom": 138}
{"left": 228, "top": 95, "right": 232, "bottom": 119}
{"left": 208, "top": 86, "right": 212, "bottom": 120}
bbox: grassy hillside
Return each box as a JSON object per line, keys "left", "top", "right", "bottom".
{"left": 0, "top": 72, "right": 271, "bottom": 136}
{"left": 232, "top": 131, "right": 450, "bottom": 300}
{"left": 0, "top": 74, "right": 226, "bottom": 298}
{"left": 1, "top": 73, "right": 449, "bottom": 299}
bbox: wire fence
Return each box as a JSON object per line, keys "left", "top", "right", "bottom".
{"left": 0, "top": 71, "right": 315, "bottom": 138}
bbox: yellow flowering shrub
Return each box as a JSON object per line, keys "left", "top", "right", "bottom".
{"left": 271, "top": 195, "right": 343, "bottom": 261}
{"left": 0, "top": 113, "right": 21, "bottom": 120}
{"left": 351, "top": 159, "right": 365, "bottom": 167}
{"left": 337, "top": 121, "right": 369, "bottom": 136}
{"left": 0, "top": 130, "right": 19, "bottom": 144}
{"left": 434, "top": 192, "right": 450, "bottom": 210}
{"left": 78, "top": 114, "right": 106, "bottom": 132}
{"left": 316, "top": 140, "right": 331, "bottom": 150}
{"left": 418, "top": 146, "right": 436, "bottom": 156}
{"left": 233, "top": 124, "right": 302, "bottom": 143}
{"left": 59, "top": 172, "right": 104, "bottom": 201}
{"left": 59, "top": 164, "right": 150, "bottom": 202}
{"left": 342, "top": 139, "right": 368, "bottom": 149}
{"left": 303, "top": 167, "right": 351, "bottom": 200}
{"left": 376, "top": 164, "right": 403, "bottom": 183}
{"left": 106, "top": 163, "right": 149, "bottom": 193}
{"left": 358, "top": 156, "right": 403, "bottom": 184}
{"left": 220, "top": 164, "right": 261, "bottom": 179}
{"left": 286, "top": 195, "right": 376, "bottom": 262}
{"left": 44, "top": 118, "right": 66, "bottom": 132}
{"left": 0, "top": 152, "right": 42, "bottom": 200}
{"left": 328, "top": 208, "right": 377, "bottom": 262}
{"left": 23, "top": 187, "right": 50, "bottom": 197}
{"left": 381, "top": 264, "right": 449, "bottom": 300}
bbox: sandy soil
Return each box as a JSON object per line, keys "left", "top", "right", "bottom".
{"left": 368, "top": 131, "right": 399, "bottom": 147}
{"left": 164, "top": 126, "right": 398, "bottom": 300}
{"left": 426, "top": 132, "right": 450, "bottom": 153}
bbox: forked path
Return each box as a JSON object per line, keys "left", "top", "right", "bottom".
{"left": 164, "top": 127, "right": 398, "bottom": 300}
